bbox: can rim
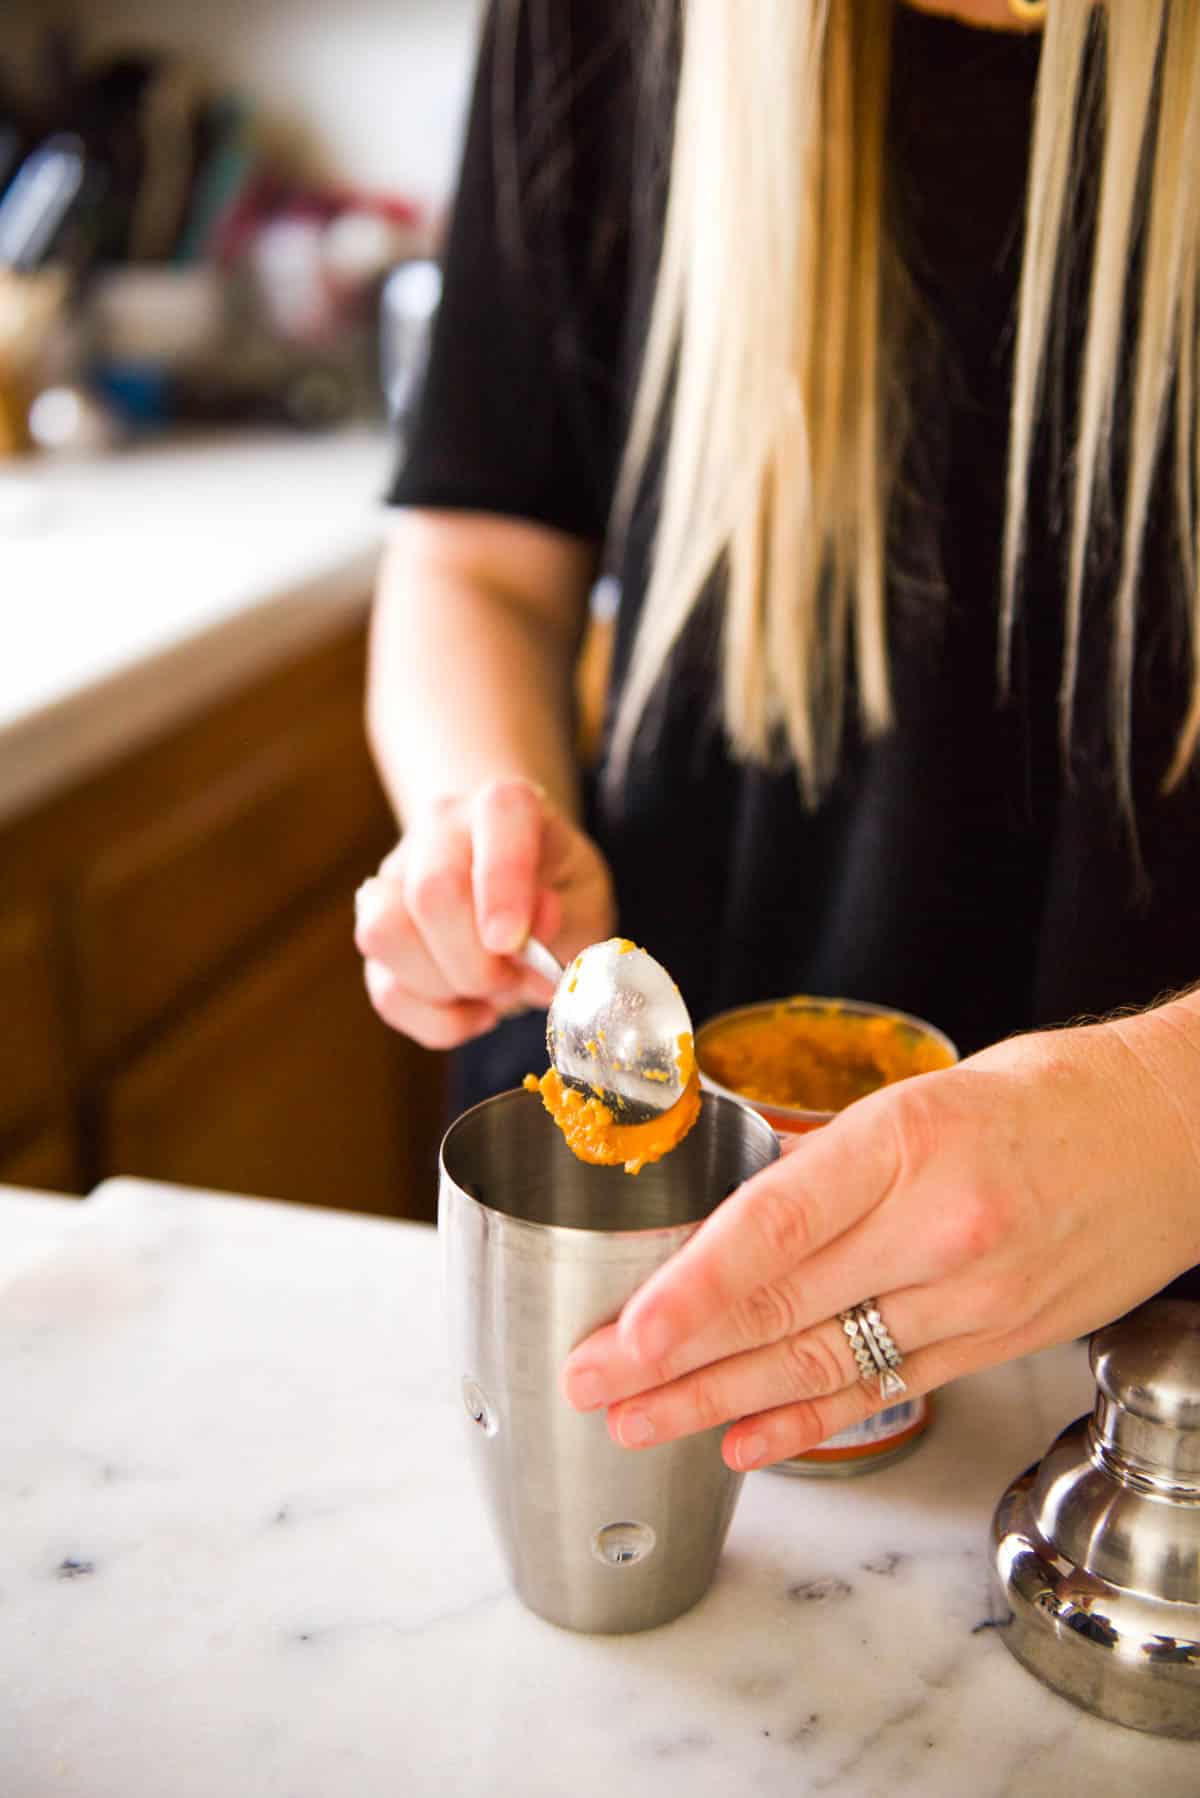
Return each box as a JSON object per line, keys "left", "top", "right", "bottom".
{"left": 695, "top": 994, "right": 959, "bottom": 1127}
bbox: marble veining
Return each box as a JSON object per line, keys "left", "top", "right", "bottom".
{"left": 0, "top": 1177, "right": 1196, "bottom": 1797}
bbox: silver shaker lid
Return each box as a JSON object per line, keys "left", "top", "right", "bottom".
{"left": 1091, "top": 1298, "right": 1200, "bottom": 1487}
{"left": 990, "top": 1298, "right": 1200, "bottom": 1740}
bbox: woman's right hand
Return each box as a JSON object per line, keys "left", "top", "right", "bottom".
{"left": 354, "top": 776, "right": 616, "bottom": 1050}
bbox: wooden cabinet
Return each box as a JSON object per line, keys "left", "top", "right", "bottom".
{"left": 0, "top": 902, "right": 70, "bottom": 1144}
{"left": 0, "top": 615, "right": 445, "bottom": 1219}
{"left": 74, "top": 702, "right": 384, "bottom": 1062}
{"left": 0, "top": 1123, "right": 79, "bottom": 1195}
{"left": 105, "top": 885, "right": 443, "bottom": 1217}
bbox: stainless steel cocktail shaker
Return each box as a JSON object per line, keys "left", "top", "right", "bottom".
{"left": 991, "top": 1298, "right": 1200, "bottom": 1737}
{"left": 440, "top": 1087, "right": 779, "bottom": 1633}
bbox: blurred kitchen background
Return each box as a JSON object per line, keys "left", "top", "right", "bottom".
{"left": 0, "top": 0, "right": 487, "bottom": 1222}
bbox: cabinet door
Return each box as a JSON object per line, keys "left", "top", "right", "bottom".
{"left": 102, "top": 882, "right": 446, "bottom": 1220}
{"left": 73, "top": 706, "right": 389, "bottom": 1064}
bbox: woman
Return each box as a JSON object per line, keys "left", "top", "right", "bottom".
{"left": 356, "top": 0, "right": 1200, "bottom": 1471}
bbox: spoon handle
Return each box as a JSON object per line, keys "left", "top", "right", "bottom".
{"left": 517, "top": 936, "right": 563, "bottom": 987}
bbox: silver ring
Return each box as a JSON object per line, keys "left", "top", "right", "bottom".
{"left": 839, "top": 1299, "right": 907, "bottom": 1401}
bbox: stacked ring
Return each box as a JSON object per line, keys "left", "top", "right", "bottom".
{"left": 840, "top": 1299, "right": 907, "bottom": 1400}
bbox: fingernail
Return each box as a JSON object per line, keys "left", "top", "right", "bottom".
{"left": 482, "top": 913, "right": 526, "bottom": 955}
{"left": 617, "top": 1412, "right": 656, "bottom": 1448}
{"left": 734, "top": 1434, "right": 768, "bottom": 1471}
{"left": 563, "top": 1368, "right": 603, "bottom": 1410}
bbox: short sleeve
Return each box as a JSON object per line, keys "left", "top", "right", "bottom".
{"left": 386, "top": 1, "right": 635, "bottom": 544}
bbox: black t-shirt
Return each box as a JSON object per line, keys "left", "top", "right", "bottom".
{"left": 390, "top": 5, "right": 1198, "bottom": 1118}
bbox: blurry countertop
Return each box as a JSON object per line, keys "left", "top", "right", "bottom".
{"left": 2, "top": 1174, "right": 1198, "bottom": 1797}
{"left": 0, "top": 428, "right": 396, "bottom": 828}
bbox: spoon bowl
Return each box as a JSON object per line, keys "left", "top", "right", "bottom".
{"left": 521, "top": 937, "right": 694, "bottom": 1124}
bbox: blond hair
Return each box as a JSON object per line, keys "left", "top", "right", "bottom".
{"left": 611, "top": 0, "right": 1200, "bottom": 807}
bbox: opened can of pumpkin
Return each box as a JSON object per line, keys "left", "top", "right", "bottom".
{"left": 695, "top": 995, "right": 958, "bottom": 1477}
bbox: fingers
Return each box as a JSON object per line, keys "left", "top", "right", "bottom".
{"left": 362, "top": 958, "right": 498, "bottom": 1049}
{"left": 719, "top": 1329, "right": 1002, "bottom": 1471}
{"left": 598, "top": 1313, "right": 863, "bottom": 1446}
{"left": 356, "top": 877, "right": 504, "bottom": 1002}
{"left": 406, "top": 808, "right": 526, "bottom": 999}
{"left": 615, "top": 1091, "right": 904, "bottom": 1365}
{"left": 590, "top": 1289, "right": 1006, "bottom": 1472}
{"left": 355, "top": 778, "right": 615, "bottom": 1050}
{"left": 355, "top": 778, "right": 557, "bottom": 1048}
{"left": 562, "top": 1267, "right": 871, "bottom": 1413}
{"left": 567, "top": 1265, "right": 1032, "bottom": 1471}
{"left": 569, "top": 1278, "right": 933, "bottom": 1431}
{"left": 470, "top": 779, "right": 545, "bottom": 955}
{"left": 599, "top": 1286, "right": 938, "bottom": 1447}
{"left": 621, "top": 1323, "right": 886, "bottom": 1459}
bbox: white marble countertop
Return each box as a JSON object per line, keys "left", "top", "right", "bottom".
{"left": 0, "top": 428, "right": 395, "bottom": 826}
{"left": 1, "top": 1177, "right": 1195, "bottom": 1797}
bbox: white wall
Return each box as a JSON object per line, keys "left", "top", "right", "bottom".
{"left": 10, "top": 0, "right": 485, "bottom": 212}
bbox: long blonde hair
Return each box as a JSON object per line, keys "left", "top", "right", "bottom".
{"left": 611, "top": 0, "right": 1200, "bottom": 809}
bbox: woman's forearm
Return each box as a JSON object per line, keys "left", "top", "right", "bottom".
{"left": 355, "top": 513, "right": 616, "bottom": 1043}
{"left": 366, "top": 512, "right": 596, "bottom": 828}
{"left": 1109, "top": 984, "right": 1200, "bottom": 1199}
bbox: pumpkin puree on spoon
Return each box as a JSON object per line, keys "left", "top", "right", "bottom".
{"left": 524, "top": 1032, "right": 701, "bottom": 1175}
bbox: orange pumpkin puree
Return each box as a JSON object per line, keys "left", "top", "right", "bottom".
{"left": 699, "top": 1005, "right": 953, "bottom": 1114}
{"left": 523, "top": 1059, "right": 701, "bottom": 1176}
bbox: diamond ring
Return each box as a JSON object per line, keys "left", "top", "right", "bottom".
{"left": 839, "top": 1299, "right": 907, "bottom": 1401}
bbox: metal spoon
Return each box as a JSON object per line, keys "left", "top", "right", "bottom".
{"left": 519, "top": 937, "right": 694, "bottom": 1125}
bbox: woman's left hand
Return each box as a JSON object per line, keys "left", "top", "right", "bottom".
{"left": 561, "top": 995, "right": 1200, "bottom": 1471}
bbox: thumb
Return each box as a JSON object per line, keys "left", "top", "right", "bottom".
{"left": 469, "top": 777, "right": 545, "bottom": 955}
